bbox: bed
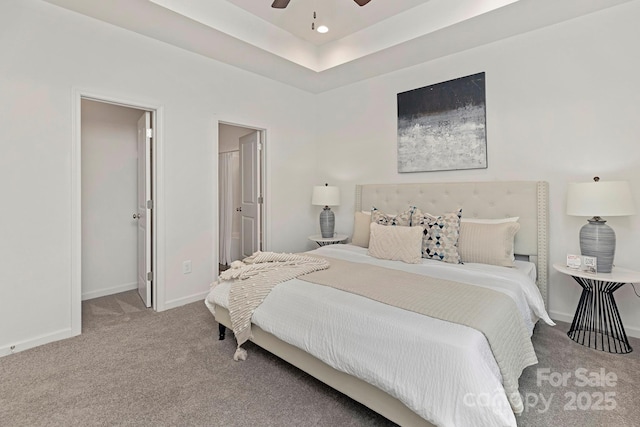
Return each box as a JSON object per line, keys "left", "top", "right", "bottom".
{"left": 205, "top": 181, "right": 552, "bottom": 427}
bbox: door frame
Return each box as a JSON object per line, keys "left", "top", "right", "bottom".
{"left": 71, "top": 88, "right": 165, "bottom": 336}
{"left": 216, "top": 120, "right": 268, "bottom": 275}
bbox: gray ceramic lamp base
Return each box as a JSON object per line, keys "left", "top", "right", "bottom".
{"left": 319, "top": 207, "right": 335, "bottom": 238}
{"left": 579, "top": 218, "right": 616, "bottom": 273}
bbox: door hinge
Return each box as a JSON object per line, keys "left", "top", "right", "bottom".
{"left": 146, "top": 128, "right": 153, "bottom": 139}
{"left": 147, "top": 199, "right": 153, "bottom": 209}
{"left": 147, "top": 271, "right": 153, "bottom": 281}
{"left": 257, "top": 142, "right": 262, "bottom": 151}
{"left": 258, "top": 196, "right": 264, "bottom": 204}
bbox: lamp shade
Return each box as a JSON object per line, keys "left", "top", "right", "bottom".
{"left": 312, "top": 185, "right": 340, "bottom": 206}
{"left": 566, "top": 180, "right": 635, "bottom": 217}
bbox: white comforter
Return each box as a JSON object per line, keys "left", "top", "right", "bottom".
{"left": 206, "top": 245, "right": 554, "bottom": 427}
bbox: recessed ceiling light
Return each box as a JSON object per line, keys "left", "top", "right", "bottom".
{"left": 317, "top": 25, "right": 329, "bottom": 34}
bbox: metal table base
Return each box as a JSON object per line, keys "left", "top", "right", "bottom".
{"left": 567, "top": 275, "right": 632, "bottom": 354}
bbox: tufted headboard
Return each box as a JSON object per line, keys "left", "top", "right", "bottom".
{"left": 354, "top": 181, "right": 549, "bottom": 307}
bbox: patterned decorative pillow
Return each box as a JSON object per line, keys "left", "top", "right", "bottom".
{"left": 371, "top": 207, "right": 412, "bottom": 227}
{"left": 412, "top": 208, "right": 463, "bottom": 264}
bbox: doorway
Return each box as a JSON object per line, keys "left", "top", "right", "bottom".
{"left": 72, "top": 90, "right": 164, "bottom": 337}
{"left": 218, "top": 123, "right": 265, "bottom": 270}
{"left": 79, "top": 98, "right": 156, "bottom": 312}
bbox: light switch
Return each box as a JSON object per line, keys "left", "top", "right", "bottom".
{"left": 183, "top": 260, "right": 192, "bottom": 274}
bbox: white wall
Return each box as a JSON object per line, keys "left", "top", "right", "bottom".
{"left": 316, "top": 1, "right": 640, "bottom": 337}
{"left": 219, "top": 124, "right": 253, "bottom": 153}
{"left": 0, "top": 0, "right": 317, "bottom": 355}
{"left": 81, "top": 100, "right": 142, "bottom": 300}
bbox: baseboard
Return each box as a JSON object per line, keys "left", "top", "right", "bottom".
{"left": 548, "top": 310, "right": 574, "bottom": 325}
{"left": 82, "top": 282, "right": 138, "bottom": 301}
{"left": 549, "top": 310, "right": 640, "bottom": 339}
{"left": 162, "top": 290, "right": 210, "bottom": 311}
{"left": 0, "top": 328, "right": 78, "bottom": 358}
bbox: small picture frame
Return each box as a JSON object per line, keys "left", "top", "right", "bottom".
{"left": 566, "top": 254, "right": 597, "bottom": 274}
{"left": 582, "top": 256, "right": 597, "bottom": 274}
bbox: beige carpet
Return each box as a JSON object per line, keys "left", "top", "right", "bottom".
{"left": 1, "top": 290, "right": 639, "bottom": 426}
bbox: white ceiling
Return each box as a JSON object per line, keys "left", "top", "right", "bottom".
{"left": 226, "top": 0, "right": 433, "bottom": 46}
{"left": 44, "top": 0, "right": 633, "bottom": 93}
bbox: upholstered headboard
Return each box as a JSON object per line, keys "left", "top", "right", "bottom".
{"left": 354, "top": 181, "right": 549, "bottom": 306}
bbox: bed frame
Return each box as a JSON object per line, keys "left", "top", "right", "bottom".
{"left": 215, "top": 180, "right": 549, "bottom": 427}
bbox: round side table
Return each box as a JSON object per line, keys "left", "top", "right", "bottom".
{"left": 554, "top": 263, "right": 639, "bottom": 354}
{"left": 309, "top": 234, "right": 348, "bottom": 247}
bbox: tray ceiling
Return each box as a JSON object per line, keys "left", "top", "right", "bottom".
{"left": 44, "top": 0, "right": 632, "bottom": 93}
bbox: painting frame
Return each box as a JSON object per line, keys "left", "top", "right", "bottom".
{"left": 397, "top": 72, "right": 487, "bottom": 173}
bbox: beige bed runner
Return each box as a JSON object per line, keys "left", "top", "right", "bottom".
{"left": 299, "top": 255, "right": 537, "bottom": 414}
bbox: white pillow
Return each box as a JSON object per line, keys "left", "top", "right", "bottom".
{"left": 351, "top": 211, "right": 372, "bottom": 248}
{"left": 460, "top": 217, "right": 520, "bottom": 262}
{"left": 367, "top": 223, "right": 423, "bottom": 264}
{"left": 458, "top": 222, "right": 521, "bottom": 267}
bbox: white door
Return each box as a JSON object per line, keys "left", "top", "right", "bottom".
{"left": 137, "top": 112, "right": 152, "bottom": 307}
{"left": 239, "top": 131, "right": 261, "bottom": 258}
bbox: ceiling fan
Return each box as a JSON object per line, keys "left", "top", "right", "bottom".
{"left": 272, "top": 0, "right": 371, "bottom": 8}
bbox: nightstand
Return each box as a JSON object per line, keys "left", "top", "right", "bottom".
{"left": 554, "top": 263, "right": 640, "bottom": 354}
{"left": 309, "top": 234, "right": 348, "bottom": 247}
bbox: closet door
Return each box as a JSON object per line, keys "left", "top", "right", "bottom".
{"left": 239, "top": 131, "right": 260, "bottom": 258}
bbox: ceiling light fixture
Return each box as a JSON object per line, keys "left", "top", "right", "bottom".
{"left": 311, "top": 10, "right": 329, "bottom": 34}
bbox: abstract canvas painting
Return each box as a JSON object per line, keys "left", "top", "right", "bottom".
{"left": 397, "top": 72, "right": 487, "bottom": 173}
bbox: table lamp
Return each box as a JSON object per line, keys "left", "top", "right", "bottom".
{"left": 312, "top": 183, "right": 340, "bottom": 238}
{"left": 566, "top": 177, "right": 635, "bottom": 273}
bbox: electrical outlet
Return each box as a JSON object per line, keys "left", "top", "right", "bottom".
{"left": 183, "top": 260, "right": 192, "bottom": 274}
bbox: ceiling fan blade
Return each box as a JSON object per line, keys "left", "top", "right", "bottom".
{"left": 354, "top": 0, "right": 371, "bottom": 6}
{"left": 271, "top": 0, "right": 291, "bottom": 8}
